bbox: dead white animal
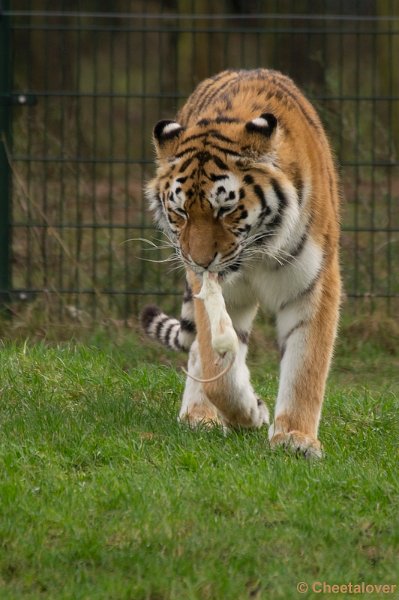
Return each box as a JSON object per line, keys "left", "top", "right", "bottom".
{"left": 182, "top": 272, "right": 239, "bottom": 383}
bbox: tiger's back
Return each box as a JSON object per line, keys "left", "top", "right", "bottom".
{"left": 142, "top": 69, "right": 341, "bottom": 457}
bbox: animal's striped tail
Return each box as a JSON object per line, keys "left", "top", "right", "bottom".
{"left": 140, "top": 281, "right": 196, "bottom": 352}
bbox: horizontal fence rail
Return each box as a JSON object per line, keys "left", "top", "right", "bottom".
{"left": 1, "top": 1, "right": 398, "bottom": 320}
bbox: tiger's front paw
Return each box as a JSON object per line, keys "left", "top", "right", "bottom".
{"left": 179, "top": 401, "right": 222, "bottom": 428}
{"left": 269, "top": 429, "right": 322, "bottom": 459}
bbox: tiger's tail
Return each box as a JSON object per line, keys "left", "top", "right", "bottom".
{"left": 140, "top": 281, "right": 196, "bottom": 352}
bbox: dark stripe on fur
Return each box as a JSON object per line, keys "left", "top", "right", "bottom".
{"left": 219, "top": 246, "right": 239, "bottom": 262}
{"left": 141, "top": 305, "right": 193, "bottom": 352}
{"left": 164, "top": 322, "right": 175, "bottom": 347}
{"left": 156, "top": 316, "right": 169, "bottom": 338}
{"left": 273, "top": 230, "right": 309, "bottom": 270}
{"left": 210, "top": 132, "right": 236, "bottom": 144}
{"left": 212, "top": 155, "right": 228, "bottom": 170}
{"left": 183, "top": 71, "right": 231, "bottom": 120}
{"left": 290, "top": 164, "right": 304, "bottom": 205}
{"left": 253, "top": 184, "right": 269, "bottom": 214}
{"left": 181, "top": 129, "right": 235, "bottom": 145}
{"left": 290, "top": 231, "right": 308, "bottom": 258}
{"left": 141, "top": 305, "right": 161, "bottom": 331}
{"left": 180, "top": 132, "right": 213, "bottom": 144}
{"left": 271, "top": 178, "right": 288, "bottom": 209}
{"left": 211, "top": 144, "right": 241, "bottom": 157}
{"left": 175, "top": 147, "right": 197, "bottom": 159}
{"left": 279, "top": 268, "right": 322, "bottom": 311}
{"left": 210, "top": 173, "right": 229, "bottom": 182}
{"left": 215, "top": 116, "right": 241, "bottom": 124}
{"left": 179, "top": 156, "right": 195, "bottom": 173}
{"left": 266, "top": 71, "right": 321, "bottom": 131}
{"left": 280, "top": 320, "right": 308, "bottom": 359}
{"left": 183, "top": 282, "right": 193, "bottom": 302}
{"left": 195, "top": 74, "right": 238, "bottom": 115}
{"left": 236, "top": 330, "right": 249, "bottom": 345}
{"left": 180, "top": 318, "right": 196, "bottom": 333}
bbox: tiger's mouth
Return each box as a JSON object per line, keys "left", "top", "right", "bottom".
{"left": 192, "top": 256, "right": 242, "bottom": 280}
{"left": 182, "top": 248, "right": 243, "bottom": 278}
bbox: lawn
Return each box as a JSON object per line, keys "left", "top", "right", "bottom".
{"left": 0, "top": 321, "right": 398, "bottom": 599}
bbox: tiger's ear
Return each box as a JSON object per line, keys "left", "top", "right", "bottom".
{"left": 245, "top": 113, "right": 277, "bottom": 137}
{"left": 153, "top": 120, "right": 185, "bottom": 159}
{"left": 244, "top": 113, "right": 277, "bottom": 153}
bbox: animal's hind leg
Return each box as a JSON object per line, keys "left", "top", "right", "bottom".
{"left": 179, "top": 339, "right": 221, "bottom": 427}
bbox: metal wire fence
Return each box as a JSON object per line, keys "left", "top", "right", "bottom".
{"left": 1, "top": 1, "right": 398, "bottom": 321}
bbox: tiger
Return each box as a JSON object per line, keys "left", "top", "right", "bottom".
{"left": 141, "top": 69, "right": 341, "bottom": 458}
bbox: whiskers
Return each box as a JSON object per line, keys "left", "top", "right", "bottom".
{"left": 240, "top": 231, "right": 280, "bottom": 263}
{"left": 239, "top": 230, "right": 304, "bottom": 270}
{"left": 121, "top": 234, "right": 184, "bottom": 271}
{"left": 122, "top": 229, "right": 305, "bottom": 279}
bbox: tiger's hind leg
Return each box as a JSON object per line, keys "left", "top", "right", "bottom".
{"left": 269, "top": 259, "right": 340, "bottom": 458}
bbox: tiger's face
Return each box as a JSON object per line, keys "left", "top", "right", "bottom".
{"left": 146, "top": 115, "right": 297, "bottom": 276}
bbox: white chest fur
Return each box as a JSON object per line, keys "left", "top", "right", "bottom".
{"left": 222, "top": 235, "right": 323, "bottom": 314}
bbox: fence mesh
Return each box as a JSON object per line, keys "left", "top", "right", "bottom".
{"left": 2, "top": 1, "right": 398, "bottom": 321}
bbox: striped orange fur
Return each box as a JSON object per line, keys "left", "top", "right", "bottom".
{"left": 142, "top": 69, "right": 341, "bottom": 457}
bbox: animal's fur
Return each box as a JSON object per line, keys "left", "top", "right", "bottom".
{"left": 142, "top": 69, "right": 341, "bottom": 456}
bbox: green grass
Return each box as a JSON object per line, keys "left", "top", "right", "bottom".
{"left": 0, "top": 327, "right": 398, "bottom": 599}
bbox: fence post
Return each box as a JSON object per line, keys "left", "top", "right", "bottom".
{"left": 0, "top": 0, "right": 11, "bottom": 309}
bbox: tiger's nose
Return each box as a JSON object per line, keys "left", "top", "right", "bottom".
{"left": 191, "top": 251, "right": 217, "bottom": 269}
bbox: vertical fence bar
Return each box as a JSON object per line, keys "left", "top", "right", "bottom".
{"left": 0, "top": 0, "right": 11, "bottom": 308}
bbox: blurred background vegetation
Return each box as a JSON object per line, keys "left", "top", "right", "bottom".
{"left": 1, "top": 0, "right": 398, "bottom": 335}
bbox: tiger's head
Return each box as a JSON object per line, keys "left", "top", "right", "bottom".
{"left": 146, "top": 114, "right": 297, "bottom": 277}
